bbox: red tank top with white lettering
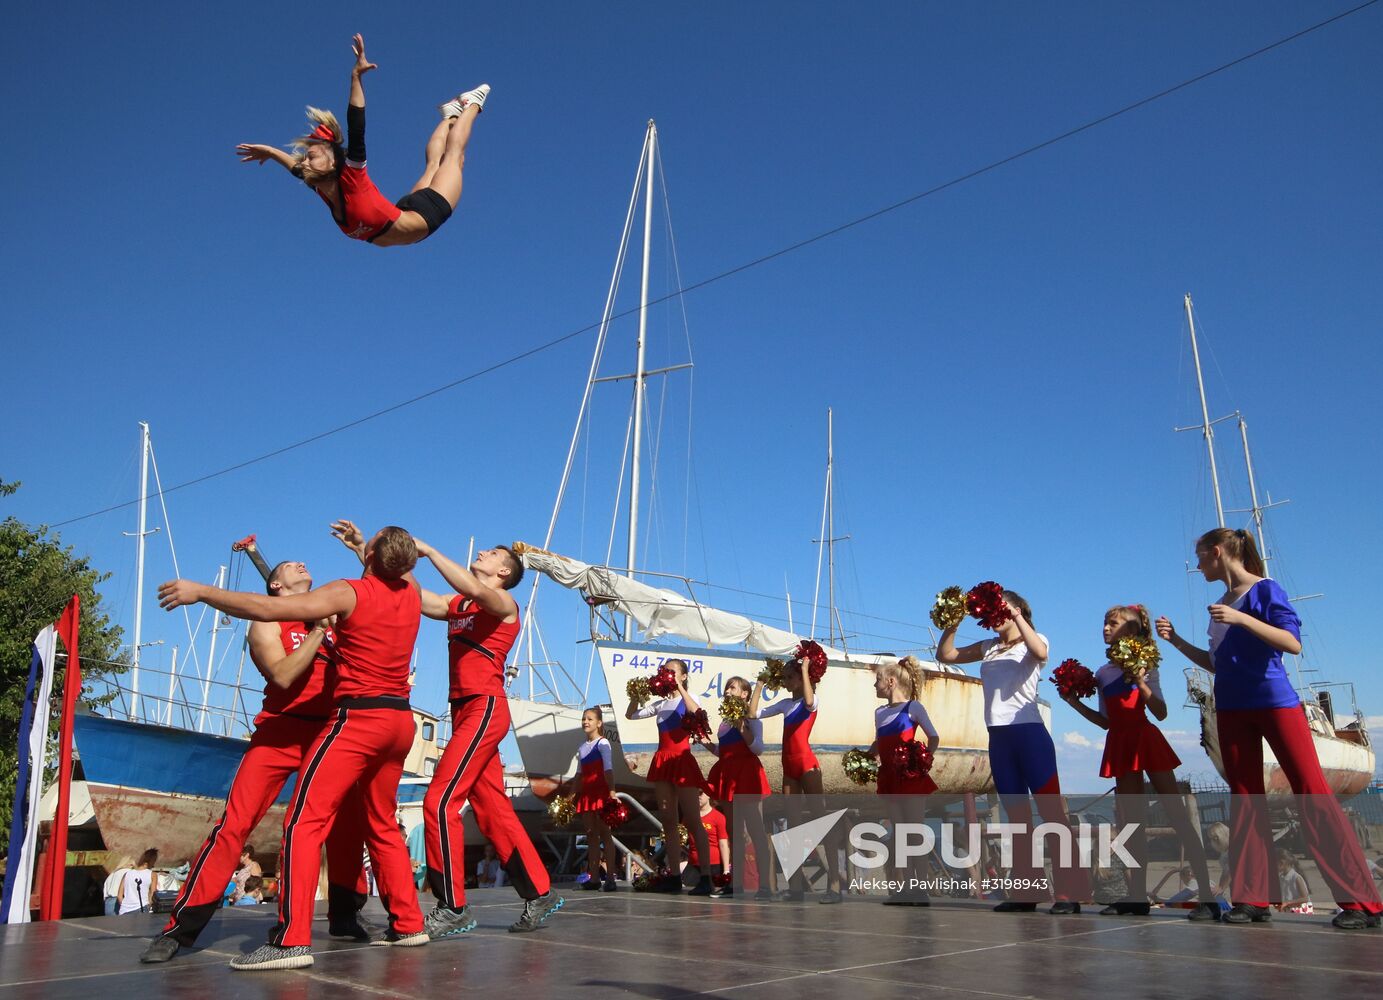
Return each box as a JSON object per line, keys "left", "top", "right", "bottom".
{"left": 259, "top": 621, "right": 337, "bottom": 718}
{"left": 447, "top": 594, "right": 520, "bottom": 700}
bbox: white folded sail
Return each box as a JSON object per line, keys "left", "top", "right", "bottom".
{"left": 520, "top": 546, "right": 962, "bottom": 672}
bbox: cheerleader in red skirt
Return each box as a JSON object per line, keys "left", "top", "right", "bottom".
{"left": 706, "top": 675, "right": 774, "bottom": 900}
{"left": 750, "top": 655, "right": 844, "bottom": 901}
{"left": 573, "top": 707, "right": 619, "bottom": 892}
{"left": 625, "top": 658, "right": 713, "bottom": 895}
{"left": 870, "top": 657, "right": 939, "bottom": 905}
{"left": 1062, "top": 605, "right": 1217, "bottom": 920}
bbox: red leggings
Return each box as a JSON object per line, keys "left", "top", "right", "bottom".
{"left": 160, "top": 714, "right": 366, "bottom": 946}
{"left": 423, "top": 695, "right": 550, "bottom": 907}
{"left": 1218, "top": 706, "right": 1381, "bottom": 912}
{"left": 271, "top": 704, "right": 423, "bottom": 946}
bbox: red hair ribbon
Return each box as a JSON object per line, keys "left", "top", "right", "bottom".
{"left": 310, "top": 123, "right": 337, "bottom": 143}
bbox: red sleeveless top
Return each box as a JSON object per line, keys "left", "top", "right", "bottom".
{"left": 332, "top": 576, "right": 420, "bottom": 700}
{"left": 446, "top": 594, "right": 520, "bottom": 700}
{"left": 258, "top": 621, "right": 338, "bottom": 719}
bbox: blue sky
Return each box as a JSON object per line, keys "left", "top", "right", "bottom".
{"left": 5, "top": 2, "right": 1381, "bottom": 789}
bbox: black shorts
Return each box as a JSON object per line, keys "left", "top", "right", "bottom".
{"left": 395, "top": 188, "right": 453, "bottom": 234}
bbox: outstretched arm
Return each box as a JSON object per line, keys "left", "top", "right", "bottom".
{"left": 349, "top": 33, "right": 376, "bottom": 108}
{"left": 936, "top": 625, "right": 987, "bottom": 665}
{"left": 236, "top": 144, "right": 299, "bottom": 172}
{"left": 331, "top": 519, "right": 450, "bottom": 620}
{"left": 414, "top": 539, "right": 517, "bottom": 621}
{"left": 344, "top": 33, "right": 376, "bottom": 165}
{"left": 1061, "top": 693, "right": 1110, "bottom": 730}
{"left": 1155, "top": 617, "right": 1213, "bottom": 671}
{"left": 159, "top": 578, "right": 356, "bottom": 623}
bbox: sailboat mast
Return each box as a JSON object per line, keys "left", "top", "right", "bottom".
{"left": 1185, "top": 294, "right": 1225, "bottom": 527}
{"left": 624, "top": 119, "right": 657, "bottom": 640}
{"left": 826, "top": 409, "right": 839, "bottom": 646}
{"left": 198, "top": 564, "right": 226, "bottom": 733}
{"left": 1237, "top": 414, "right": 1268, "bottom": 556}
{"left": 132, "top": 421, "right": 150, "bottom": 719}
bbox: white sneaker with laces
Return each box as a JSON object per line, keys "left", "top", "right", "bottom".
{"left": 458, "top": 84, "right": 491, "bottom": 113}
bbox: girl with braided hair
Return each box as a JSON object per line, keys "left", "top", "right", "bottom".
{"left": 869, "top": 657, "right": 939, "bottom": 905}
{"left": 1062, "top": 604, "right": 1217, "bottom": 920}
{"left": 236, "top": 34, "right": 487, "bottom": 246}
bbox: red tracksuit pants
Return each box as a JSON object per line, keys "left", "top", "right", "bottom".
{"left": 160, "top": 713, "right": 367, "bottom": 946}
{"left": 271, "top": 704, "right": 424, "bottom": 947}
{"left": 1218, "top": 706, "right": 1382, "bottom": 912}
{"left": 424, "top": 694, "right": 551, "bottom": 908}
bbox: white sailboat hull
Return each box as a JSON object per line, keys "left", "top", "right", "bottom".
{"left": 1187, "top": 669, "right": 1374, "bottom": 798}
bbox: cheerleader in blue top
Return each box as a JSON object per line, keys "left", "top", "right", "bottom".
{"left": 572, "top": 707, "right": 618, "bottom": 892}
{"left": 1158, "top": 527, "right": 1382, "bottom": 929}
{"left": 1063, "top": 605, "right": 1217, "bottom": 920}
{"left": 706, "top": 676, "right": 774, "bottom": 899}
{"left": 869, "top": 657, "right": 939, "bottom": 905}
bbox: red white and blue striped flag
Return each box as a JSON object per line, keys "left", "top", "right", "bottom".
{"left": 2, "top": 627, "right": 59, "bottom": 923}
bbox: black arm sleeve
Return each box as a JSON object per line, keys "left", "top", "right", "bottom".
{"left": 346, "top": 105, "right": 367, "bottom": 164}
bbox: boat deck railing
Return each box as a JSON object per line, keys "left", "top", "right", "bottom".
{"left": 84, "top": 663, "right": 260, "bottom": 739}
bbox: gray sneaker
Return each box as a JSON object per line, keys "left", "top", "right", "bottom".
{"left": 508, "top": 892, "right": 563, "bottom": 933}
{"left": 369, "top": 928, "right": 429, "bottom": 947}
{"left": 230, "top": 943, "right": 313, "bottom": 971}
{"left": 423, "top": 904, "right": 477, "bottom": 940}
{"left": 138, "top": 936, "right": 180, "bottom": 964}
{"left": 328, "top": 911, "right": 378, "bottom": 941}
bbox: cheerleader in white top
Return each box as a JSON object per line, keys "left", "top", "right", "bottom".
{"left": 937, "top": 588, "right": 1090, "bottom": 913}
{"left": 625, "top": 658, "right": 713, "bottom": 896}
{"left": 572, "top": 707, "right": 619, "bottom": 892}
{"left": 1062, "top": 605, "right": 1217, "bottom": 920}
{"left": 706, "top": 675, "right": 774, "bottom": 899}
{"left": 750, "top": 656, "right": 845, "bottom": 901}
{"left": 870, "top": 657, "right": 939, "bottom": 904}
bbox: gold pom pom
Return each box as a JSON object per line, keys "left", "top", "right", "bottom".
{"left": 757, "top": 658, "right": 787, "bottom": 692}
{"left": 548, "top": 794, "right": 577, "bottom": 828}
{"left": 720, "top": 693, "right": 749, "bottom": 723}
{"left": 842, "top": 748, "right": 879, "bottom": 786}
{"left": 930, "top": 586, "right": 966, "bottom": 631}
{"left": 677, "top": 823, "right": 690, "bottom": 848}
{"left": 626, "top": 676, "right": 652, "bottom": 708}
{"left": 1108, "top": 635, "right": 1162, "bottom": 682}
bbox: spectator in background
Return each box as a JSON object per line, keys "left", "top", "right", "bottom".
{"left": 235, "top": 876, "right": 266, "bottom": 906}
{"left": 231, "top": 845, "right": 262, "bottom": 903}
{"left": 120, "top": 849, "right": 159, "bottom": 915}
{"left": 104, "top": 856, "right": 135, "bottom": 916}
{"left": 476, "top": 844, "right": 506, "bottom": 889}
{"left": 1277, "top": 850, "right": 1313, "bottom": 914}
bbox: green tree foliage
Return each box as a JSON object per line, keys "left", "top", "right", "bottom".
{"left": 0, "top": 480, "right": 128, "bottom": 853}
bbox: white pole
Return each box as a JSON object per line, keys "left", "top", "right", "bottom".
{"left": 198, "top": 565, "right": 226, "bottom": 733}
{"left": 1237, "top": 414, "right": 1268, "bottom": 557}
{"left": 625, "top": 119, "right": 657, "bottom": 640}
{"left": 1185, "top": 294, "right": 1225, "bottom": 526}
{"left": 163, "top": 645, "right": 179, "bottom": 727}
{"left": 132, "top": 421, "right": 150, "bottom": 719}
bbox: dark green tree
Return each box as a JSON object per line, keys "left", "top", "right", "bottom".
{"left": 0, "top": 480, "right": 129, "bottom": 853}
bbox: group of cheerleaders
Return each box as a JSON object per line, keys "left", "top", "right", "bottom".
{"left": 232, "top": 41, "right": 1378, "bottom": 931}
{"left": 566, "top": 527, "right": 1382, "bottom": 930}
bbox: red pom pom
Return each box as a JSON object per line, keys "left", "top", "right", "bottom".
{"left": 647, "top": 667, "right": 678, "bottom": 697}
{"left": 794, "top": 639, "right": 829, "bottom": 683}
{"left": 600, "top": 799, "right": 630, "bottom": 829}
{"left": 965, "top": 581, "right": 1013, "bottom": 630}
{"left": 682, "top": 708, "right": 713, "bottom": 745}
{"left": 1052, "top": 658, "right": 1097, "bottom": 699}
{"left": 891, "top": 740, "right": 934, "bottom": 780}
{"left": 712, "top": 871, "right": 733, "bottom": 888}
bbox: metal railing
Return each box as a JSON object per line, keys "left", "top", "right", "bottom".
{"left": 83, "top": 663, "right": 260, "bottom": 739}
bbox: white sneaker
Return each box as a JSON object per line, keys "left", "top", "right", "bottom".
{"left": 458, "top": 84, "right": 491, "bottom": 113}
{"left": 438, "top": 98, "right": 465, "bottom": 119}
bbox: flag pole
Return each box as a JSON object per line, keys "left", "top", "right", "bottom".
{"left": 40, "top": 596, "right": 81, "bottom": 921}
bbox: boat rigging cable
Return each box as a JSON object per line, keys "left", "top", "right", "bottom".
{"left": 50, "top": 0, "right": 1380, "bottom": 529}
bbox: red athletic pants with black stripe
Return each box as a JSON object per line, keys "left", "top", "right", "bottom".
{"left": 160, "top": 714, "right": 368, "bottom": 947}
{"left": 424, "top": 694, "right": 551, "bottom": 907}
{"left": 271, "top": 704, "right": 424, "bottom": 947}
{"left": 1219, "top": 706, "right": 1382, "bottom": 913}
